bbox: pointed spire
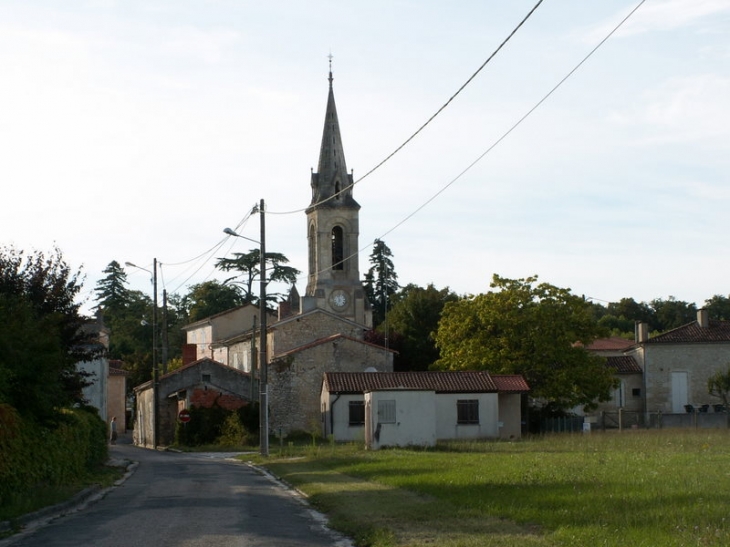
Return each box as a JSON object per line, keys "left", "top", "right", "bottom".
{"left": 309, "top": 57, "right": 359, "bottom": 210}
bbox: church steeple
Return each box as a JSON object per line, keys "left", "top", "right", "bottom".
{"left": 308, "top": 65, "right": 358, "bottom": 210}
{"left": 303, "top": 63, "right": 371, "bottom": 328}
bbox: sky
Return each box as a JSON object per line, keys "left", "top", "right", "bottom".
{"left": 1, "top": 0, "right": 729, "bottom": 314}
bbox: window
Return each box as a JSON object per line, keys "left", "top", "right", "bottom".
{"left": 632, "top": 388, "right": 641, "bottom": 397}
{"left": 331, "top": 226, "right": 344, "bottom": 270}
{"left": 457, "top": 399, "right": 479, "bottom": 425}
{"left": 378, "top": 400, "right": 396, "bottom": 424}
{"left": 202, "top": 374, "right": 211, "bottom": 384}
{"left": 348, "top": 401, "right": 364, "bottom": 426}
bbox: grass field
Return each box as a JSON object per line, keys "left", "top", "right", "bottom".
{"left": 254, "top": 430, "right": 730, "bottom": 547}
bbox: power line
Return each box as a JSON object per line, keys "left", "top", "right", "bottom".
{"left": 372, "top": 0, "right": 647, "bottom": 243}
{"left": 269, "top": 0, "right": 545, "bottom": 216}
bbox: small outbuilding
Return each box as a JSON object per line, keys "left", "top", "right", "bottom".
{"left": 321, "top": 371, "right": 529, "bottom": 448}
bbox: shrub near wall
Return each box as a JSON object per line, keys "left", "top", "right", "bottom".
{"left": 0, "top": 404, "right": 108, "bottom": 506}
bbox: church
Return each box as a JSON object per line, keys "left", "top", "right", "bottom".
{"left": 180, "top": 66, "right": 395, "bottom": 436}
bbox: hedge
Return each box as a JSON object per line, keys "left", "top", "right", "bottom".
{"left": 0, "top": 403, "right": 108, "bottom": 505}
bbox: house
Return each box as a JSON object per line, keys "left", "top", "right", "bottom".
{"left": 585, "top": 337, "right": 643, "bottom": 415}
{"left": 134, "top": 357, "right": 254, "bottom": 447}
{"left": 182, "top": 304, "right": 272, "bottom": 366}
{"left": 630, "top": 309, "right": 730, "bottom": 417}
{"left": 321, "top": 371, "right": 530, "bottom": 448}
{"left": 107, "top": 360, "right": 129, "bottom": 433}
{"left": 584, "top": 310, "right": 730, "bottom": 428}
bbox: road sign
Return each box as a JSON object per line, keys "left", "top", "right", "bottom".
{"left": 178, "top": 409, "right": 191, "bottom": 423}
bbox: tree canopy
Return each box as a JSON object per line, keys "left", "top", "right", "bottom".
{"left": 433, "top": 274, "right": 616, "bottom": 412}
{"left": 183, "top": 280, "right": 244, "bottom": 323}
{"left": 215, "top": 249, "right": 299, "bottom": 306}
{"left": 0, "top": 246, "right": 95, "bottom": 424}
{"left": 384, "top": 283, "right": 459, "bottom": 371}
{"left": 363, "top": 239, "right": 399, "bottom": 327}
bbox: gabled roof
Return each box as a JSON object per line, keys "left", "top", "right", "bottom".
{"left": 158, "top": 357, "right": 249, "bottom": 381}
{"left": 323, "top": 371, "right": 529, "bottom": 394}
{"left": 647, "top": 319, "right": 730, "bottom": 344}
{"left": 606, "top": 356, "right": 642, "bottom": 374}
{"left": 273, "top": 333, "right": 394, "bottom": 360}
{"left": 586, "top": 337, "right": 635, "bottom": 351}
{"left": 182, "top": 303, "right": 264, "bottom": 331}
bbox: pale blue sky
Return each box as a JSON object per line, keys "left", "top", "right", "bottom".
{"left": 1, "top": 1, "right": 728, "bottom": 312}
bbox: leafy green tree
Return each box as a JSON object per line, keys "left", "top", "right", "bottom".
{"left": 708, "top": 366, "right": 730, "bottom": 408}
{"left": 705, "top": 295, "right": 730, "bottom": 321}
{"left": 215, "top": 249, "right": 300, "bottom": 306}
{"left": 384, "top": 284, "right": 459, "bottom": 371}
{"left": 651, "top": 297, "right": 696, "bottom": 331}
{"left": 433, "top": 274, "right": 616, "bottom": 412}
{"left": 0, "top": 246, "right": 95, "bottom": 424}
{"left": 363, "top": 239, "right": 399, "bottom": 327}
{"left": 182, "top": 280, "right": 244, "bottom": 322}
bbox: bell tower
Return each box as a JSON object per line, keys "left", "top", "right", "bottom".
{"left": 304, "top": 65, "right": 371, "bottom": 327}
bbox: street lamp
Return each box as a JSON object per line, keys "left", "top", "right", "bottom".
{"left": 125, "top": 259, "right": 159, "bottom": 450}
{"left": 223, "top": 198, "right": 268, "bottom": 456}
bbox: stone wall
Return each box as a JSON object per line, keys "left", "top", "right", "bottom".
{"left": 268, "top": 337, "right": 392, "bottom": 435}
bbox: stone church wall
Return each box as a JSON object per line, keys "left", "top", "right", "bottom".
{"left": 271, "top": 312, "right": 367, "bottom": 356}
{"left": 268, "top": 338, "right": 392, "bottom": 435}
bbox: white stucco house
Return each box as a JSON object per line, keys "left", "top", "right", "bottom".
{"left": 321, "top": 371, "right": 529, "bottom": 448}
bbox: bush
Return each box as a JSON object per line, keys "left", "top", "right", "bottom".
{"left": 0, "top": 404, "right": 108, "bottom": 506}
{"left": 175, "top": 403, "right": 259, "bottom": 447}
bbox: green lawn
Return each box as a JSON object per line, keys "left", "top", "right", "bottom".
{"left": 254, "top": 430, "right": 730, "bottom": 547}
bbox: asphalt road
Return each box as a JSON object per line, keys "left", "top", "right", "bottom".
{"left": 4, "top": 439, "right": 350, "bottom": 547}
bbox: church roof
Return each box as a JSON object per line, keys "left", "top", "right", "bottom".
{"left": 308, "top": 66, "right": 359, "bottom": 211}
{"left": 272, "top": 333, "right": 394, "bottom": 360}
{"left": 323, "top": 371, "right": 529, "bottom": 394}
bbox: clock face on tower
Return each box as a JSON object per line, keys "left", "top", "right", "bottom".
{"left": 330, "top": 289, "right": 349, "bottom": 311}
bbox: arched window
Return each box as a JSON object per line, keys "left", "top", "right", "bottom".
{"left": 335, "top": 180, "right": 340, "bottom": 199}
{"left": 331, "top": 226, "right": 344, "bottom": 270}
{"left": 309, "top": 224, "right": 316, "bottom": 276}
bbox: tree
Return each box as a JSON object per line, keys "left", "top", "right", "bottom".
{"left": 708, "top": 366, "right": 730, "bottom": 408}
{"left": 0, "top": 246, "right": 95, "bottom": 424}
{"left": 215, "top": 249, "right": 300, "bottom": 306}
{"left": 384, "top": 284, "right": 459, "bottom": 371}
{"left": 705, "top": 295, "right": 730, "bottom": 321}
{"left": 94, "top": 260, "right": 131, "bottom": 316}
{"left": 651, "top": 297, "right": 696, "bottom": 332}
{"left": 183, "top": 281, "right": 244, "bottom": 322}
{"left": 433, "top": 274, "right": 616, "bottom": 412}
{"left": 363, "top": 239, "right": 399, "bottom": 327}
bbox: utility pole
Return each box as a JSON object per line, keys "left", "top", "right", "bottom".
{"left": 162, "top": 289, "right": 168, "bottom": 375}
{"left": 152, "top": 258, "right": 159, "bottom": 450}
{"left": 258, "top": 199, "right": 269, "bottom": 457}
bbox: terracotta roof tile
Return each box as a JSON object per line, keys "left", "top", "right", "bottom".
{"left": 648, "top": 320, "right": 730, "bottom": 344}
{"left": 323, "top": 371, "right": 529, "bottom": 394}
{"left": 586, "top": 337, "right": 635, "bottom": 351}
{"left": 491, "top": 374, "right": 530, "bottom": 393}
{"left": 606, "top": 356, "right": 642, "bottom": 374}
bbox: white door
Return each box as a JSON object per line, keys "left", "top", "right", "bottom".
{"left": 671, "top": 372, "right": 689, "bottom": 413}
{"left": 612, "top": 380, "right": 625, "bottom": 408}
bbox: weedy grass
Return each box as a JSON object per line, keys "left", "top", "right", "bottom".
{"left": 0, "top": 465, "right": 123, "bottom": 525}
{"left": 255, "top": 430, "right": 730, "bottom": 547}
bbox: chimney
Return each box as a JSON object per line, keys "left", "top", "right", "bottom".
{"left": 182, "top": 343, "right": 198, "bottom": 366}
{"left": 697, "top": 308, "right": 709, "bottom": 328}
{"left": 635, "top": 321, "right": 649, "bottom": 343}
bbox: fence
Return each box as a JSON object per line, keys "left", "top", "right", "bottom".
{"left": 538, "top": 410, "right": 729, "bottom": 434}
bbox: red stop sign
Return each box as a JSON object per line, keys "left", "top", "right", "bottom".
{"left": 178, "top": 409, "right": 191, "bottom": 423}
